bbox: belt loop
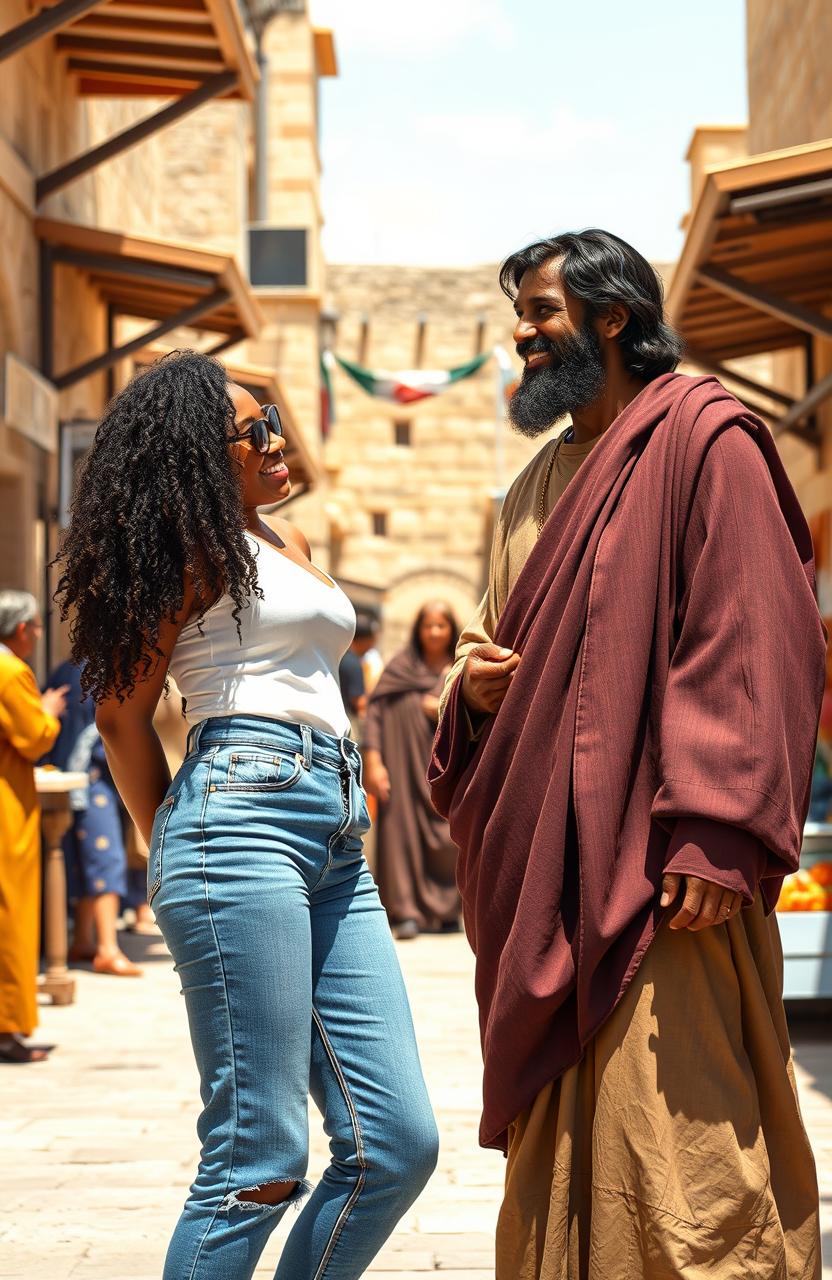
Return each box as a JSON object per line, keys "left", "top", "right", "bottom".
{"left": 190, "top": 719, "right": 205, "bottom": 755}
{"left": 300, "top": 723, "right": 313, "bottom": 770}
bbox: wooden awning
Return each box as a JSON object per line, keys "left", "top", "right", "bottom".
{"left": 667, "top": 139, "right": 832, "bottom": 438}
{"left": 38, "top": 217, "right": 261, "bottom": 389}
{"left": 1, "top": 2, "right": 259, "bottom": 201}
{"left": 134, "top": 348, "right": 321, "bottom": 500}
{"left": 1, "top": 0, "right": 257, "bottom": 98}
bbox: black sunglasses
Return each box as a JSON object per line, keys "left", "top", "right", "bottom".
{"left": 230, "top": 403, "right": 284, "bottom": 453}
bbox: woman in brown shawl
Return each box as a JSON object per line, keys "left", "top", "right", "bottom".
{"left": 364, "top": 602, "right": 460, "bottom": 940}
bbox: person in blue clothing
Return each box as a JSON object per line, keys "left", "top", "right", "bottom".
{"left": 46, "top": 660, "right": 142, "bottom": 977}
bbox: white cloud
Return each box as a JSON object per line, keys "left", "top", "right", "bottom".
{"left": 320, "top": 106, "right": 628, "bottom": 266}
{"left": 310, "top": 0, "right": 514, "bottom": 54}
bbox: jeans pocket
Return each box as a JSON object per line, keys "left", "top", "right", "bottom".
{"left": 214, "top": 750, "right": 304, "bottom": 792}
{"left": 147, "top": 794, "right": 176, "bottom": 906}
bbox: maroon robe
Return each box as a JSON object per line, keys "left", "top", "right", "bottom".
{"left": 429, "top": 373, "right": 826, "bottom": 1152}
{"left": 365, "top": 648, "right": 460, "bottom": 929}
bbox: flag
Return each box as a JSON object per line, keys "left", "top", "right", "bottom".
{"left": 333, "top": 351, "right": 491, "bottom": 404}
{"left": 320, "top": 349, "right": 335, "bottom": 436}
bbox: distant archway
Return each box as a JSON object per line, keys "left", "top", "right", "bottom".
{"left": 382, "top": 566, "right": 479, "bottom": 659}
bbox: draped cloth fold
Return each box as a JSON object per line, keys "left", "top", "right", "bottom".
{"left": 428, "top": 373, "right": 826, "bottom": 1153}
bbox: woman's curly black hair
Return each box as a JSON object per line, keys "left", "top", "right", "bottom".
{"left": 54, "top": 350, "right": 261, "bottom": 702}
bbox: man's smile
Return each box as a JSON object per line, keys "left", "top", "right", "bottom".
{"left": 524, "top": 351, "right": 553, "bottom": 371}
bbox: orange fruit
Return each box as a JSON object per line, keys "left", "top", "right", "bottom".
{"left": 809, "top": 861, "right": 832, "bottom": 887}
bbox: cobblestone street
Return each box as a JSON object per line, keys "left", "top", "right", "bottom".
{"left": 1, "top": 928, "right": 831, "bottom": 1279}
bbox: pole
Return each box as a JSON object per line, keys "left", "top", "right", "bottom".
{"left": 492, "top": 344, "right": 512, "bottom": 494}
{"left": 255, "top": 41, "right": 269, "bottom": 222}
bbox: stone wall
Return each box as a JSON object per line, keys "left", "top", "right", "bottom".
{"left": 746, "top": 0, "right": 832, "bottom": 154}
{"left": 0, "top": 2, "right": 121, "bottom": 668}
{"left": 323, "top": 262, "right": 554, "bottom": 655}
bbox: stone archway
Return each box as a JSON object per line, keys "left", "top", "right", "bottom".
{"left": 381, "top": 566, "right": 479, "bottom": 659}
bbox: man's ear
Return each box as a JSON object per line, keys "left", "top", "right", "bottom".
{"left": 598, "top": 303, "right": 630, "bottom": 341}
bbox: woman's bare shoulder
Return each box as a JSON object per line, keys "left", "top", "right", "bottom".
{"left": 262, "top": 513, "right": 311, "bottom": 558}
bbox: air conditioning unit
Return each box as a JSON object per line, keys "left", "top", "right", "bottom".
{"left": 248, "top": 226, "right": 308, "bottom": 288}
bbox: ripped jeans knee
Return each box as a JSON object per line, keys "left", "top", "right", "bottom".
{"left": 220, "top": 1178, "right": 313, "bottom": 1214}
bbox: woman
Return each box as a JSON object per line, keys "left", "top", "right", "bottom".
{"left": 363, "top": 603, "right": 461, "bottom": 940}
{"left": 45, "top": 657, "right": 142, "bottom": 977}
{"left": 55, "top": 351, "right": 437, "bottom": 1280}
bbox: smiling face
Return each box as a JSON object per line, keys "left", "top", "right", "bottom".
{"left": 227, "top": 382, "right": 291, "bottom": 507}
{"left": 509, "top": 258, "right": 607, "bottom": 436}
{"left": 417, "top": 605, "right": 455, "bottom": 662}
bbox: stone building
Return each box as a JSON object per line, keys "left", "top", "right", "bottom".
{"left": 669, "top": 0, "right": 832, "bottom": 586}
{"left": 322, "top": 263, "right": 545, "bottom": 654}
{"left": 0, "top": 0, "right": 335, "bottom": 679}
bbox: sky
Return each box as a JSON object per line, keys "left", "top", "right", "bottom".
{"left": 309, "top": 0, "right": 748, "bottom": 267}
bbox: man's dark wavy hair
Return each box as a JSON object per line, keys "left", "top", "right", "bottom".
{"left": 54, "top": 350, "right": 261, "bottom": 703}
{"left": 499, "top": 228, "right": 684, "bottom": 380}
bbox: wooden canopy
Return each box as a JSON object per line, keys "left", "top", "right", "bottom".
{"left": 1, "top": 0, "right": 257, "bottom": 98}
{"left": 669, "top": 139, "right": 832, "bottom": 360}
{"left": 38, "top": 217, "right": 262, "bottom": 389}
{"left": 667, "top": 139, "right": 832, "bottom": 439}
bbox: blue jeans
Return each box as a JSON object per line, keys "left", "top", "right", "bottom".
{"left": 149, "top": 714, "right": 438, "bottom": 1280}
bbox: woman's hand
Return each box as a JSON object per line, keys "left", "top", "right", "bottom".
{"left": 363, "top": 752, "right": 389, "bottom": 803}
{"left": 421, "top": 694, "right": 441, "bottom": 723}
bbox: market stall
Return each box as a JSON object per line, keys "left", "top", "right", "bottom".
{"left": 776, "top": 822, "right": 832, "bottom": 1000}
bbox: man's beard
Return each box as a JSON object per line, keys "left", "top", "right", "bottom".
{"left": 508, "top": 322, "right": 606, "bottom": 438}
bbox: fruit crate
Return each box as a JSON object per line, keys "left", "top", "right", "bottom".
{"left": 778, "top": 823, "right": 832, "bottom": 1000}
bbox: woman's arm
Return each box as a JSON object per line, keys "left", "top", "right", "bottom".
{"left": 95, "top": 588, "right": 195, "bottom": 846}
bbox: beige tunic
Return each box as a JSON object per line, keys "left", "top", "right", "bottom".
{"left": 441, "top": 429, "right": 597, "bottom": 717}
{"left": 442, "top": 430, "right": 821, "bottom": 1279}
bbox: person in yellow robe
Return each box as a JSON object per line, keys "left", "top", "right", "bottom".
{"left": 0, "top": 591, "right": 66, "bottom": 1063}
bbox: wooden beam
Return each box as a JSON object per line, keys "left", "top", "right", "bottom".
{"left": 697, "top": 265, "right": 832, "bottom": 343}
{"left": 36, "top": 70, "right": 236, "bottom": 200}
{"left": 0, "top": 0, "right": 99, "bottom": 62}
{"left": 773, "top": 368, "right": 832, "bottom": 435}
{"left": 56, "top": 31, "right": 224, "bottom": 65}
{"left": 683, "top": 347, "right": 796, "bottom": 407}
{"left": 71, "top": 63, "right": 207, "bottom": 94}
{"left": 53, "top": 288, "right": 231, "bottom": 389}
{"left": 105, "top": 0, "right": 207, "bottom": 17}
{"left": 69, "top": 14, "right": 216, "bottom": 46}
{"left": 51, "top": 245, "right": 218, "bottom": 290}
{"left": 205, "top": 328, "right": 246, "bottom": 356}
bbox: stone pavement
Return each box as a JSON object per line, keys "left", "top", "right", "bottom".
{"left": 1, "top": 927, "right": 831, "bottom": 1279}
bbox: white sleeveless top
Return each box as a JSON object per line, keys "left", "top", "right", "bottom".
{"left": 169, "top": 532, "right": 355, "bottom": 738}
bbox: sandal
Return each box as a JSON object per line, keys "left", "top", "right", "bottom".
{"left": 92, "top": 952, "right": 143, "bottom": 978}
{"left": 0, "top": 1035, "right": 49, "bottom": 1064}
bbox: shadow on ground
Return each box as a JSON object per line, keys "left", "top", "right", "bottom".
{"left": 789, "top": 1002, "right": 832, "bottom": 1108}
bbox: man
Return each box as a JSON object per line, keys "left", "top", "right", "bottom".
{"left": 429, "top": 230, "right": 825, "bottom": 1278}
{"left": 0, "top": 592, "right": 66, "bottom": 1062}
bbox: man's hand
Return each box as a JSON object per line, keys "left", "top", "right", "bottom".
{"left": 661, "top": 873, "right": 743, "bottom": 931}
{"left": 461, "top": 644, "right": 521, "bottom": 716}
{"left": 41, "top": 685, "right": 70, "bottom": 720}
